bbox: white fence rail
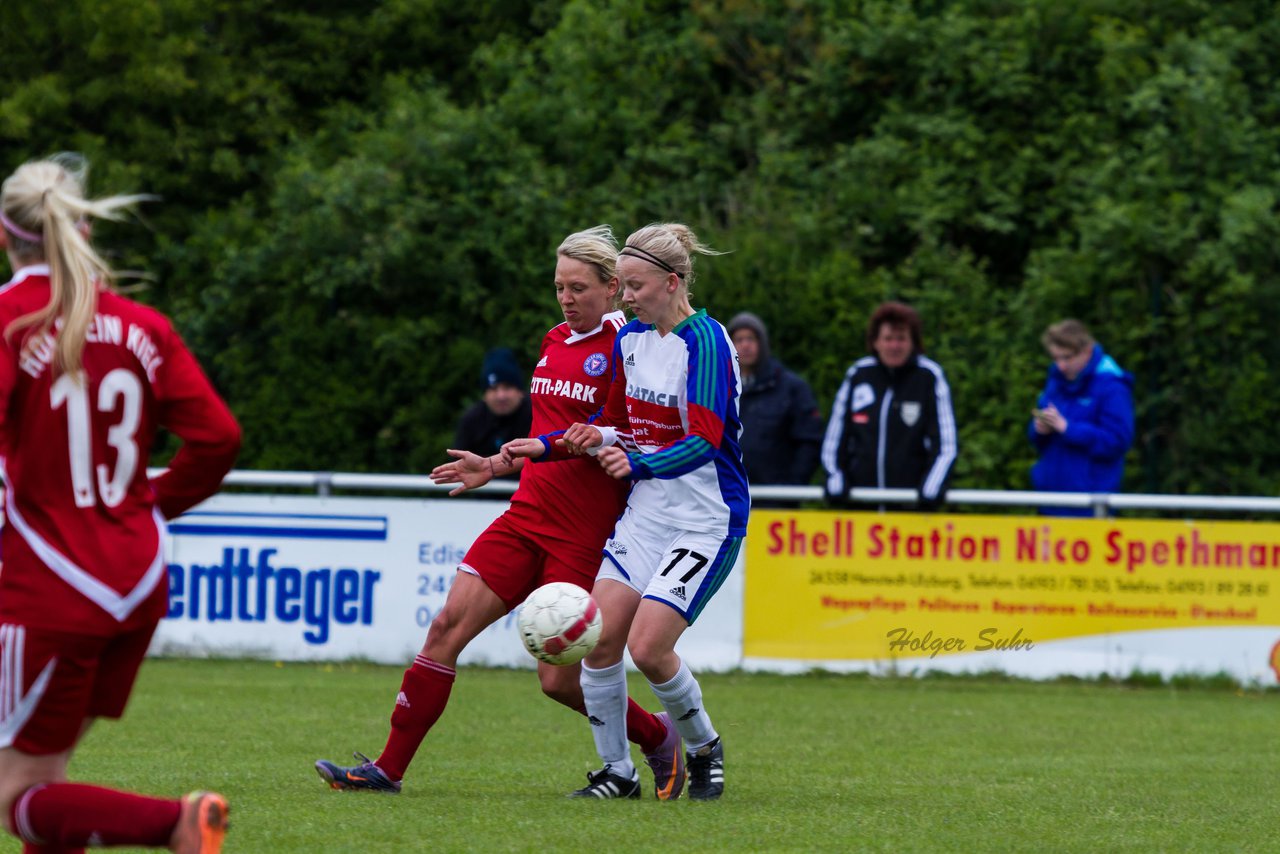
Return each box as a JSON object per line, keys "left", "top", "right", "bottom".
{"left": 198, "top": 469, "right": 1280, "bottom": 516}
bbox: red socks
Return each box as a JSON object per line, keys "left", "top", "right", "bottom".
{"left": 9, "top": 783, "right": 180, "bottom": 848}
{"left": 569, "top": 696, "right": 667, "bottom": 754}
{"left": 371, "top": 658, "right": 667, "bottom": 780}
{"left": 375, "top": 655, "right": 456, "bottom": 781}
{"left": 625, "top": 697, "right": 668, "bottom": 754}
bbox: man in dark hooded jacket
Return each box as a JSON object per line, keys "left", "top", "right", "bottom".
{"left": 727, "top": 312, "right": 825, "bottom": 489}
{"left": 453, "top": 347, "right": 533, "bottom": 479}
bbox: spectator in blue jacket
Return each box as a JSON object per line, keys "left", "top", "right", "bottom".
{"left": 1029, "top": 319, "right": 1134, "bottom": 516}
{"left": 728, "top": 312, "right": 824, "bottom": 491}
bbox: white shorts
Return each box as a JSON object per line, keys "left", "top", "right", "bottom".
{"left": 597, "top": 508, "right": 742, "bottom": 624}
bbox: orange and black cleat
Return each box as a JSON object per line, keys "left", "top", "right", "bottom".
{"left": 643, "top": 711, "right": 687, "bottom": 801}
{"left": 315, "top": 752, "right": 402, "bottom": 793}
{"left": 171, "top": 791, "right": 230, "bottom": 854}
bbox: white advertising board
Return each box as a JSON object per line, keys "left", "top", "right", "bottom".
{"left": 156, "top": 493, "right": 744, "bottom": 671}
{"left": 155, "top": 494, "right": 1278, "bottom": 684}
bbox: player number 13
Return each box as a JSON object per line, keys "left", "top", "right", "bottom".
{"left": 50, "top": 370, "right": 143, "bottom": 508}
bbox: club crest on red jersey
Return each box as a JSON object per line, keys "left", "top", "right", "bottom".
{"left": 583, "top": 352, "right": 609, "bottom": 376}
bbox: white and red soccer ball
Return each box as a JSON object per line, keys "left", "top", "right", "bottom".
{"left": 517, "top": 582, "right": 602, "bottom": 666}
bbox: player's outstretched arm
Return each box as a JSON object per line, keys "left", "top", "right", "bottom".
{"left": 430, "top": 449, "right": 498, "bottom": 497}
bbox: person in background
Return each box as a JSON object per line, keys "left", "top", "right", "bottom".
{"left": 315, "top": 226, "right": 683, "bottom": 800}
{"left": 821, "top": 301, "right": 957, "bottom": 510}
{"left": 452, "top": 347, "right": 533, "bottom": 477}
{"left": 727, "top": 312, "right": 824, "bottom": 492}
{"left": 0, "top": 154, "right": 240, "bottom": 852}
{"left": 1029, "top": 319, "right": 1134, "bottom": 517}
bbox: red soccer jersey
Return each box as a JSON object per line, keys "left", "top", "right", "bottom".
{"left": 0, "top": 266, "right": 241, "bottom": 635}
{"left": 505, "top": 311, "right": 629, "bottom": 548}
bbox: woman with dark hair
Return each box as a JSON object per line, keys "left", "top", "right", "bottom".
{"left": 821, "top": 301, "right": 958, "bottom": 509}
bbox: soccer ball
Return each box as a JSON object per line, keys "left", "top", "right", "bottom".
{"left": 516, "top": 582, "right": 602, "bottom": 666}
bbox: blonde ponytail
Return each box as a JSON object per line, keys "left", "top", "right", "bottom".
{"left": 1, "top": 154, "right": 153, "bottom": 379}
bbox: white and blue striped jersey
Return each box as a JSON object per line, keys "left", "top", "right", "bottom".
{"left": 593, "top": 310, "right": 750, "bottom": 536}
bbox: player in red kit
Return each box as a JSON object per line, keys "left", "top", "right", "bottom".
{"left": 0, "top": 154, "right": 240, "bottom": 852}
{"left": 315, "top": 226, "right": 685, "bottom": 800}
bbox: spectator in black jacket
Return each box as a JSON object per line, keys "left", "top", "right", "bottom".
{"left": 821, "top": 301, "right": 957, "bottom": 509}
{"left": 453, "top": 347, "right": 532, "bottom": 479}
{"left": 728, "top": 312, "right": 825, "bottom": 492}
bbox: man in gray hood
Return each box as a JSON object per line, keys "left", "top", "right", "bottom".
{"left": 727, "top": 312, "right": 825, "bottom": 490}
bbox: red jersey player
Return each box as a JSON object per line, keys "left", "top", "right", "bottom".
{"left": 535, "top": 223, "right": 746, "bottom": 802}
{"left": 0, "top": 155, "right": 240, "bottom": 852}
{"left": 315, "top": 226, "right": 687, "bottom": 801}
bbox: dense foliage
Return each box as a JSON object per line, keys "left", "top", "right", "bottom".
{"left": 3, "top": 0, "right": 1278, "bottom": 493}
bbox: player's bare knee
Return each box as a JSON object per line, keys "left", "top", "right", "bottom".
{"left": 0, "top": 752, "right": 65, "bottom": 834}
{"left": 626, "top": 639, "right": 671, "bottom": 679}
{"left": 421, "top": 605, "right": 467, "bottom": 661}
{"left": 538, "top": 668, "right": 582, "bottom": 706}
{"left": 585, "top": 634, "right": 627, "bottom": 668}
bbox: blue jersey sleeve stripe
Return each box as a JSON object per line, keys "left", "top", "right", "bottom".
{"left": 700, "top": 322, "right": 721, "bottom": 407}
{"left": 678, "top": 320, "right": 702, "bottom": 404}
{"left": 639, "top": 436, "right": 715, "bottom": 478}
{"left": 646, "top": 438, "right": 706, "bottom": 473}
{"left": 701, "top": 321, "right": 724, "bottom": 408}
{"left": 689, "top": 320, "right": 710, "bottom": 404}
{"left": 656, "top": 441, "right": 713, "bottom": 478}
{"left": 713, "top": 321, "right": 732, "bottom": 414}
{"left": 687, "top": 318, "right": 723, "bottom": 412}
{"left": 709, "top": 322, "right": 732, "bottom": 418}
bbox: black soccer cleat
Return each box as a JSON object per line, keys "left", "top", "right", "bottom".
{"left": 315, "top": 751, "right": 402, "bottom": 793}
{"left": 567, "top": 765, "right": 641, "bottom": 799}
{"left": 686, "top": 737, "right": 724, "bottom": 801}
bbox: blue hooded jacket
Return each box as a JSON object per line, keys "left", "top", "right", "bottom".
{"left": 1028, "top": 344, "right": 1134, "bottom": 514}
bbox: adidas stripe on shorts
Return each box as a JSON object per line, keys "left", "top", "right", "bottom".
{"left": 597, "top": 508, "right": 742, "bottom": 625}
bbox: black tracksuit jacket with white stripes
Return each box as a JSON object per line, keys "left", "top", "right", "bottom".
{"left": 820, "top": 353, "right": 958, "bottom": 506}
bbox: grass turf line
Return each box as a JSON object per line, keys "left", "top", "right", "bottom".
{"left": 51, "top": 660, "right": 1278, "bottom": 853}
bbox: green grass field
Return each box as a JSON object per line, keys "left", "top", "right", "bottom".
{"left": 31, "top": 660, "right": 1278, "bottom": 853}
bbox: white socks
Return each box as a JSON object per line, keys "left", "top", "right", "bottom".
{"left": 649, "top": 660, "right": 718, "bottom": 751}
{"left": 580, "top": 661, "right": 634, "bottom": 777}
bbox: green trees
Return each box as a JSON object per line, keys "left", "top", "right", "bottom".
{"left": 3, "top": 0, "right": 1278, "bottom": 493}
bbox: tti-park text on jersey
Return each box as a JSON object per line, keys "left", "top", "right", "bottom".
{"left": 166, "top": 547, "right": 380, "bottom": 644}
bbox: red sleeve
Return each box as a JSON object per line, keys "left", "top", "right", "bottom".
{"left": 148, "top": 323, "right": 241, "bottom": 519}
{"left": 592, "top": 334, "right": 640, "bottom": 454}
{"left": 599, "top": 355, "right": 629, "bottom": 429}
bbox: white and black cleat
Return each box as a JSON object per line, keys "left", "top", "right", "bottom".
{"left": 568, "top": 764, "right": 641, "bottom": 799}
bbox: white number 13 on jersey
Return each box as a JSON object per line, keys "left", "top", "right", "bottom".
{"left": 50, "top": 370, "right": 142, "bottom": 508}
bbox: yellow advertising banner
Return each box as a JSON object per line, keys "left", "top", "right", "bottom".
{"left": 744, "top": 510, "right": 1280, "bottom": 664}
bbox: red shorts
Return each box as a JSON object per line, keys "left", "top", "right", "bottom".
{"left": 0, "top": 620, "right": 157, "bottom": 755}
{"left": 460, "top": 510, "right": 603, "bottom": 611}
